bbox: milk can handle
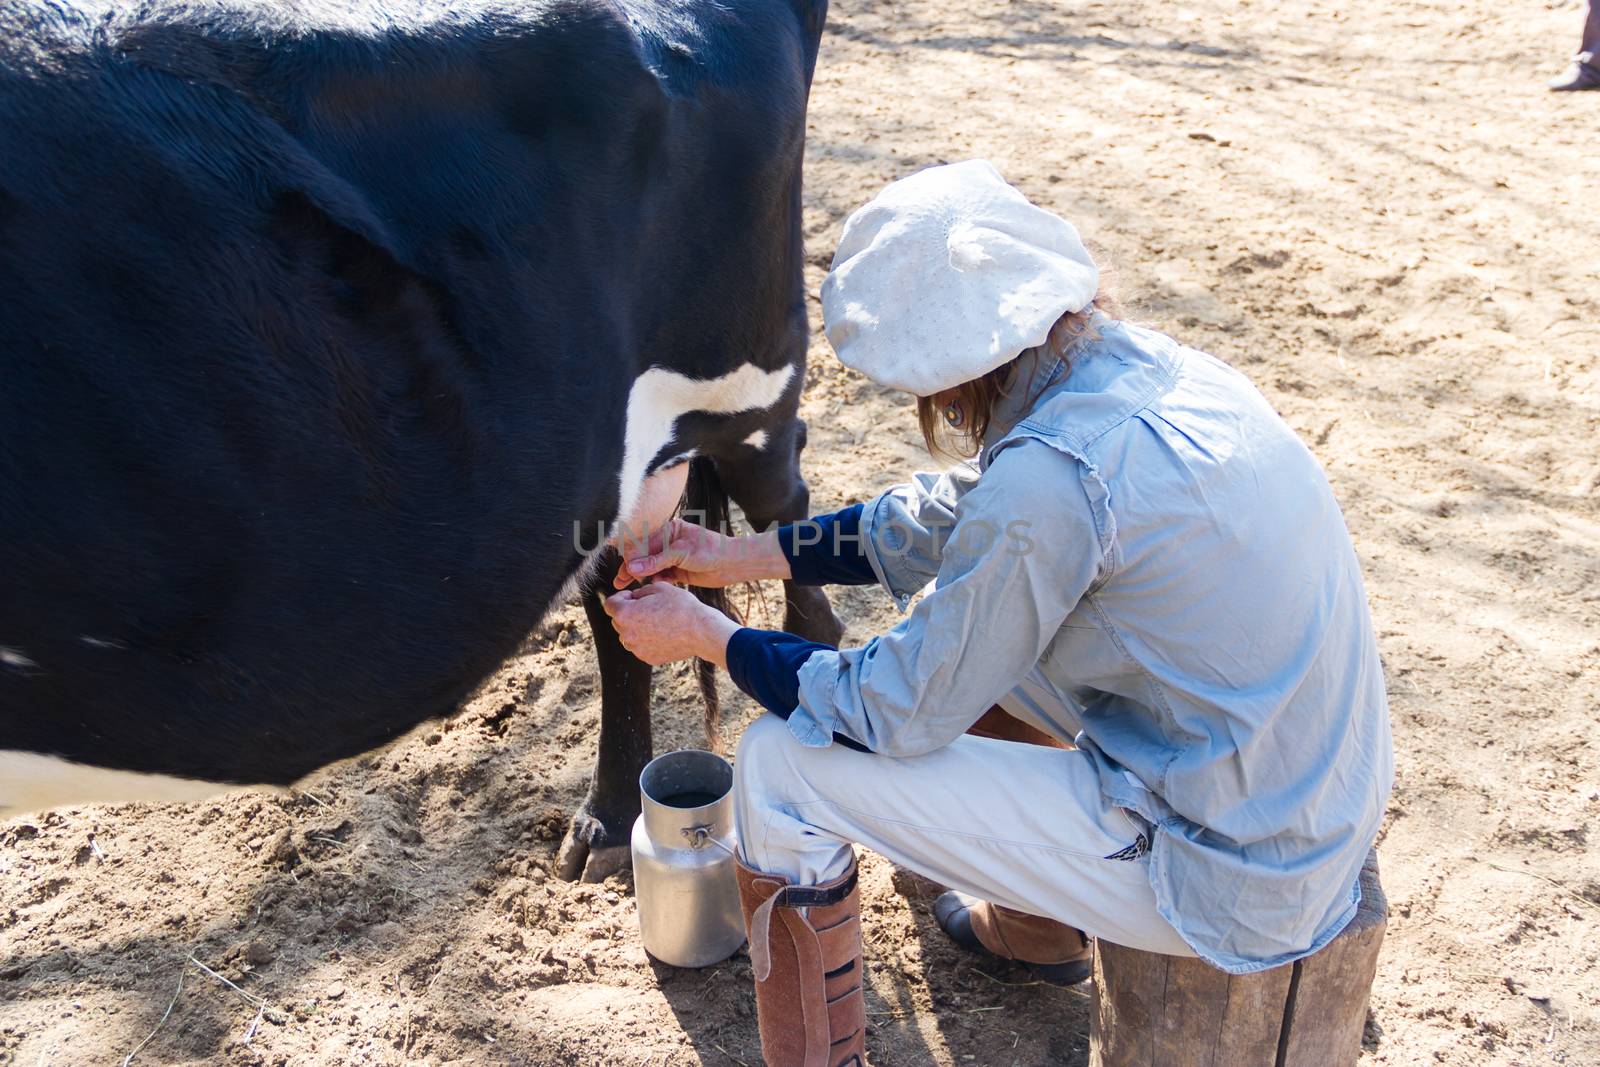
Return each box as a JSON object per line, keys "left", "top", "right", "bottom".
{"left": 682, "top": 824, "right": 738, "bottom": 856}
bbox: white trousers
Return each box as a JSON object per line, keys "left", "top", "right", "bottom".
{"left": 731, "top": 684, "right": 1197, "bottom": 957}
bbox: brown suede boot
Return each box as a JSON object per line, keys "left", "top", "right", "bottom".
{"left": 965, "top": 706, "right": 1068, "bottom": 749}
{"left": 933, "top": 891, "right": 1093, "bottom": 986}
{"left": 735, "top": 855, "right": 868, "bottom": 1067}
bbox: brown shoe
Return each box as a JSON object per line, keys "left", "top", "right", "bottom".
{"left": 934, "top": 891, "right": 1093, "bottom": 986}
{"left": 736, "top": 854, "right": 868, "bottom": 1067}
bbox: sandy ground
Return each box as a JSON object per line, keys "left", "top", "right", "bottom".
{"left": 3, "top": 0, "right": 1598, "bottom": 1064}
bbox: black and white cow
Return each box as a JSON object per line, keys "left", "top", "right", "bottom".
{"left": 0, "top": 0, "right": 841, "bottom": 880}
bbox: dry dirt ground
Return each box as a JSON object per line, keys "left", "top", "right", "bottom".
{"left": 3, "top": 0, "right": 1598, "bottom": 1064}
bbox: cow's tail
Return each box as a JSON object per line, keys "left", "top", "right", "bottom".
{"left": 683, "top": 456, "right": 738, "bottom": 750}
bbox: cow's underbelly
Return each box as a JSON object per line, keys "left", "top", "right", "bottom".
{"left": 0, "top": 361, "right": 802, "bottom": 812}
{"left": 0, "top": 750, "right": 253, "bottom": 819}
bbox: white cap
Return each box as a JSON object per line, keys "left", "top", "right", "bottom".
{"left": 820, "top": 160, "right": 1099, "bottom": 397}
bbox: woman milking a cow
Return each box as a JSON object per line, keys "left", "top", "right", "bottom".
{"left": 603, "top": 161, "right": 1393, "bottom": 1067}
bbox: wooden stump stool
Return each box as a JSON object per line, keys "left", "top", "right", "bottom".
{"left": 1090, "top": 849, "right": 1386, "bottom": 1067}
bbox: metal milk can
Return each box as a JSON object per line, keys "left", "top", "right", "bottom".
{"left": 630, "top": 749, "right": 746, "bottom": 968}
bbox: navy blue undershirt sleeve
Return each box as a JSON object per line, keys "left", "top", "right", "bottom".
{"left": 776, "top": 503, "right": 876, "bottom": 587}
{"left": 725, "top": 627, "right": 871, "bottom": 753}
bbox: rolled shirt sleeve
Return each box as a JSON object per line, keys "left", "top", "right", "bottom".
{"left": 724, "top": 627, "right": 872, "bottom": 752}
{"left": 786, "top": 441, "right": 1110, "bottom": 756}
{"left": 859, "top": 463, "right": 984, "bottom": 608}
{"left": 775, "top": 504, "right": 877, "bottom": 586}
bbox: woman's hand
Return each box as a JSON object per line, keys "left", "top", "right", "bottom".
{"left": 602, "top": 582, "right": 741, "bottom": 667}
{"left": 614, "top": 519, "right": 791, "bottom": 589}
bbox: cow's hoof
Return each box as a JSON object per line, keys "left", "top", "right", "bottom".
{"left": 555, "top": 835, "right": 631, "bottom": 883}
{"left": 556, "top": 811, "right": 633, "bottom": 882}
{"left": 583, "top": 844, "right": 630, "bottom": 882}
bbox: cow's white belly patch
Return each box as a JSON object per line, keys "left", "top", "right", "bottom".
{"left": 0, "top": 751, "right": 247, "bottom": 819}
{"left": 617, "top": 363, "right": 795, "bottom": 531}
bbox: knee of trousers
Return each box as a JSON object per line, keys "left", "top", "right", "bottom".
{"left": 733, "top": 713, "right": 856, "bottom": 881}
{"left": 733, "top": 712, "right": 805, "bottom": 805}
{"left": 732, "top": 714, "right": 802, "bottom": 868}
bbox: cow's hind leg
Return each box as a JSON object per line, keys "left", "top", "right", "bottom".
{"left": 558, "top": 440, "right": 841, "bottom": 882}
{"left": 715, "top": 421, "right": 845, "bottom": 647}
{"left": 777, "top": 578, "right": 845, "bottom": 648}
{"left": 557, "top": 548, "right": 651, "bottom": 882}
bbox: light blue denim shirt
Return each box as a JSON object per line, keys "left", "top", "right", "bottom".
{"left": 788, "top": 317, "right": 1394, "bottom": 973}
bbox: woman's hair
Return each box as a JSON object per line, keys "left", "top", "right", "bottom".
{"left": 916, "top": 284, "right": 1120, "bottom": 459}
